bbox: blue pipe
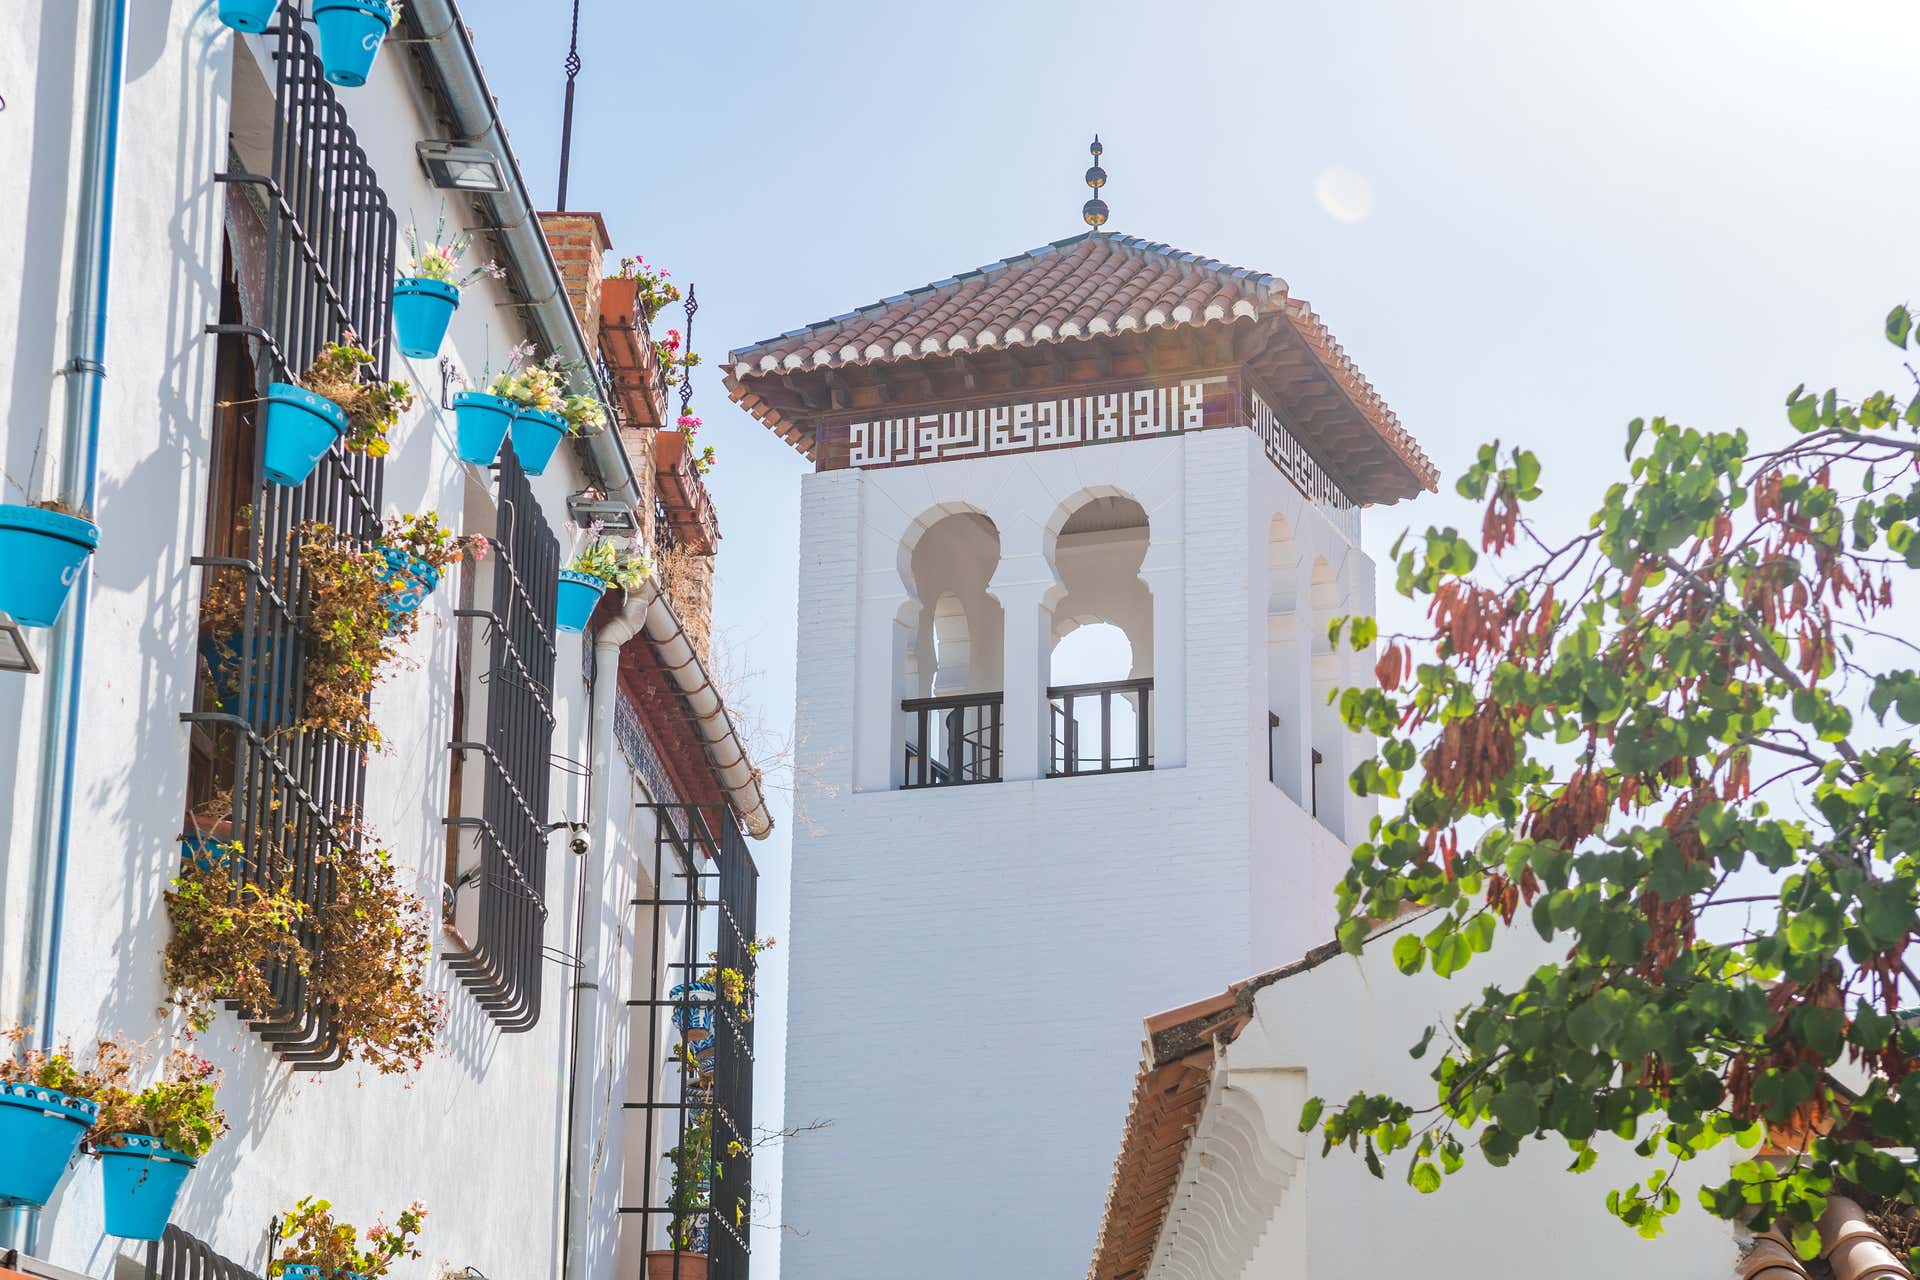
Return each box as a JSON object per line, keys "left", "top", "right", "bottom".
{"left": 9, "top": 0, "right": 127, "bottom": 1255}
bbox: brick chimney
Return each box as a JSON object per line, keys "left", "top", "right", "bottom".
{"left": 537, "top": 210, "right": 612, "bottom": 351}
{"left": 538, "top": 209, "right": 655, "bottom": 540}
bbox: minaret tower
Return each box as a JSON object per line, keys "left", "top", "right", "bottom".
{"left": 724, "top": 141, "right": 1437, "bottom": 1280}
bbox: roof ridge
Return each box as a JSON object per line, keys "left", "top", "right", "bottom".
{"left": 728, "top": 229, "right": 1294, "bottom": 361}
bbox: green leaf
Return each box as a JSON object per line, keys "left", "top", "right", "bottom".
{"left": 1297, "top": 1097, "right": 1324, "bottom": 1133}
{"left": 1392, "top": 932, "right": 1425, "bottom": 974}
{"left": 1410, "top": 1162, "right": 1442, "bottom": 1193}
{"left": 1888, "top": 304, "right": 1914, "bottom": 349}
{"left": 1491, "top": 1088, "right": 1541, "bottom": 1135}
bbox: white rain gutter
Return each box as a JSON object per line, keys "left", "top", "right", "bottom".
{"left": 404, "top": 0, "right": 771, "bottom": 842}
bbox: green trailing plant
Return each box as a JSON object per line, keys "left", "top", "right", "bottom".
{"left": 299, "top": 337, "right": 414, "bottom": 458}
{"left": 485, "top": 342, "right": 601, "bottom": 435}
{"left": 566, "top": 532, "right": 651, "bottom": 590}
{"left": 700, "top": 935, "right": 774, "bottom": 1022}
{"left": 664, "top": 1106, "right": 715, "bottom": 1252}
{"left": 675, "top": 415, "right": 716, "bottom": 477}
{"left": 199, "top": 515, "right": 410, "bottom": 745}
{"left": 309, "top": 832, "right": 444, "bottom": 1076}
{"left": 164, "top": 852, "right": 308, "bottom": 1029}
{"left": 297, "top": 521, "right": 411, "bottom": 748}
{"left": 0, "top": 1028, "right": 134, "bottom": 1109}
{"left": 379, "top": 511, "right": 482, "bottom": 573}
{"left": 612, "top": 254, "right": 680, "bottom": 323}
{"left": 561, "top": 392, "right": 608, "bottom": 435}
{"left": 0, "top": 1031, "right": 224, "bottom": 1158}
{"left": 272, "top": 1197, "right": 428, "bottom": 1280}
{"left": 654, "top": 328, "right": 699, "bottom": 389}
{"left": 164, "top": 808, "right": 442, "bottom": 1075}
{"left": 1301, "top": 308, "right": 1920, "bottom": 1264}
{"left": 92, "top": 1047, "right": 227, "bottom": 1159}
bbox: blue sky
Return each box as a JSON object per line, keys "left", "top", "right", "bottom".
{"left": 452, "top": 0, "right": 1920, "bottom": 1268}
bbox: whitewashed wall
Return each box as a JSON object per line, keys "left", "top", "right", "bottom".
{"left": 782, "top": 425, "right": 1370, "bottom": 1280}
{"left": 0, "top": 8, "right": 663, "bottom": 1280}
{"left": 1157, "top": 928, "right": 1738, "bottom": 1279}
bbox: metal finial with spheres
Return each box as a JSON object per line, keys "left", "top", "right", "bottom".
{"left": 1082, "top": 134, "right": 1109, "bottom": 230}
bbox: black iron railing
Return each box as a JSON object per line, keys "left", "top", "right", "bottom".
{"left": 623, "top": 804, "right": 759, "bottom": 1280}
{"left": 183, "top": 12, "right": 395, "bottom": 1070}
{"left": 900, "top": 691, "right": 1003, "bottom": 788}
{"left": 1048, "top": 677, "right": 1153, "bottom": 777}
{"left": 146, "top": 1227, "right": 262, "bottom": 1280}
{"left": 210, "top": 8, "right": 396, "bottom": 385}
{"left": 446, "top": 443, "right": 559, "bottom": 1030}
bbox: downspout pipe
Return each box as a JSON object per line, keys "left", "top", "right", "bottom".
{"left": 8, "top": 0, "right": 128, "bottom": 1255}
{"left": 561, "top": 595, "right": 650, "bottom": 1280}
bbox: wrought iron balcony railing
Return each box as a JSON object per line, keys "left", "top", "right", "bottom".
{"left": 900, "top": 691, "right": 1004, "bottom": 788}
{"left": 1049, "top": 677, "right": 1153, "bottom": 777}
{"left": 623, "top": 804, "right": 759, "bottom": 1280}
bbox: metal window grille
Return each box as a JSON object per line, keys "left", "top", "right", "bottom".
{"left": 899, "top": 692, "right": 1003, "bottom": 788}
{"left": 211, "top": 8, "right": 396, "bottom": 387}
{"left": 183, "top": 12, "right": 396, "bottom": 1070}
{"left": 624, "top": 805, "right": 759, "bottom": 1280}
{"left": 446, "top": 443, "right": 559, "bottom": 1030}
{"left": 145, "top": 1227, "right": 263, "bottom": 1280}
{"left": 1048, "top": 678, "right": 1154, "bottom": 777}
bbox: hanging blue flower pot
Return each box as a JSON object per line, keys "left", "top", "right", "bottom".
{"left": 670, "top": 982, "right": 717, "bottom": 1032}
{"left": 261, "top": 382, "right": 347, "bottom": 487}
{"left": 376, "top": 545, "right": 440, "bottom": 626}
{"left": 0, "top": 1082, "right": 98, "bottom": 1206}
{"left": 218, "top": 0, "right": 280, "bottom": 32}
{"left": 555, "top": 570, "right": 606, "bottom": 634}
{"left": 0, "top": 504, "right": 98, "bottom": 628}
{"left": 199, "top": 631, "right": 290, "bottom": 721}
{"left": 98, "top": 1135, "right": 197, "bottom": 1241}
{"left": 312, "top": 0, "right": 393, "bottom": 88}
{"left": 512, "top": 408, "right": 567, "bottom": 476}
{"left": 453, "top": 392, "right": 514, "bottom": 466}
{"left": 392, "top": 278, "right": 460, "bottom": 359}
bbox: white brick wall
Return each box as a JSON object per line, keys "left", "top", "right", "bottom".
{"left": 782, "top": 429, "right": 1367, "bottom": 1279}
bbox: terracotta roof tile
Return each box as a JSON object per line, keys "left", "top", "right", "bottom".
{"left": 729, "top": 233, "right": 1284, "bottom": 375}
{"left": 1740, "top": 1196, "right": 1916, "bottom": 1280}
{"left": 726, "top": 231, "right": 1438, "bottom": 493}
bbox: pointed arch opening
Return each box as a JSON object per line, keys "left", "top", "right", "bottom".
{"left": 1045, "top": 493, "right": 1153, "bottom": 776}
{"left": 899, "top": 509, "right": 1004, "bottom": 787}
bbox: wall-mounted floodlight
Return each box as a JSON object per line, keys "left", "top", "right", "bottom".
{"left": 566, "top": 495, "right": 639, "bottom": 535}
{"left": 416, "top": 140, "right": 506, "bottom": 192}
{"left": 0, "top": 613, "right": 40, "bottom": 674}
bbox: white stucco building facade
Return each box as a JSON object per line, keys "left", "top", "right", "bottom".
{"left": 1, "top": 5, "right": 767, "bottom": 1280}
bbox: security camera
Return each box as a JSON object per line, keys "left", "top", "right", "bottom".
{"left": 569, "top": 832, "right": 590, "bottom": 857}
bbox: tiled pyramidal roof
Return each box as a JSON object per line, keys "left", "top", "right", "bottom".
{"left": 727, "top": 231, "right": 1437, "bottom": 491}
{"left": 733, "top": 232, "right": 1280, "bottom": 368}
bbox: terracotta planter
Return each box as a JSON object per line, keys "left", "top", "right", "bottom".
{"left": 643, "top": 1251, "right": 707, "bottom": 1280}
{"left": 654, "top": 427, "right": 690, "bottom": 472}
{"left": 602, "top": 276, "right": 639, "bottom": 325}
